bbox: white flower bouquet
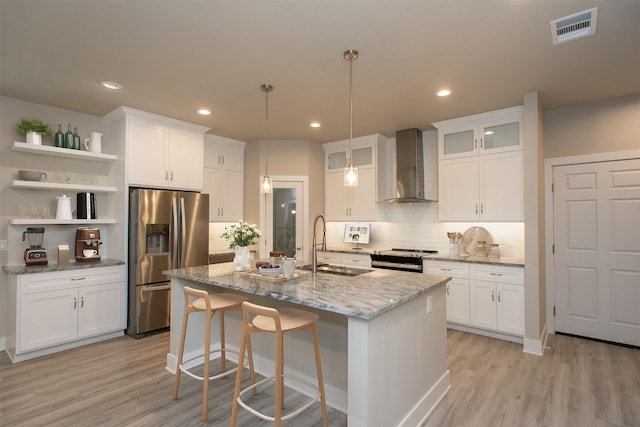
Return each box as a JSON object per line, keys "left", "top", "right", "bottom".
{"left": 221, "top": 220, "right": 261, "bottom": 249}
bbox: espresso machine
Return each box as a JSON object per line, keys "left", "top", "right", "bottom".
{"left": 75, "top": 227, "right": 102, "bottom": 262}
{"left": 23, "top": 227, "right": 48, "bottom": 266}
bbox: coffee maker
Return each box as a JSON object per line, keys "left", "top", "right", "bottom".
{"left": 23, "top": 227, "right": 48, "bottom": 266}
{"left": 75, "top": 227, "right": 101, "bottom": 262}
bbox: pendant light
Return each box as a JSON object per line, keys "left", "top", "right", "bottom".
{"left": 260, "top": 83, "right": 273, "bottom": 194}
{"left": 344, "top": 49, "right": 359, "bottom": 187}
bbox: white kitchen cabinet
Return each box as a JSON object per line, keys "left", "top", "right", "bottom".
{"left": 204, "top": 168, "right": 243, "bottom": 221}
{"left": 203, "top": 135, "right": 245, "bottom": 222}
{"left": 469, "top": 264, "right": 524, "bottom": 336}
{"left": 424, "top": 259, "right": 524, "bottom": 340}
{"left": 317, "top": 251, "right": 372, "bottom": 269}
{"left": 434, "top": 106, "right": 523, "bottom": 221}
{"left": 204, "top": 134, "right": 245, "bottom": 172}
{"left": 433, "top": 106, "right": 522, "bottom": 160}
{"left": 423, "top": 260, "right": 470, "bottom": 324}
{"left": 6, "top": 265, "right": 126, "bottom": 362}
{"left": 103, "top": 106, "right": 209, "bottom": 191}
{"left": 323, "top": 134, "right": 388, "bottom": 221}
{"left": 439, "top": 151, "right": 523, "bottom": 221}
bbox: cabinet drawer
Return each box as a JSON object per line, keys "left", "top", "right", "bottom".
{"left": 20, "top": 266, "right": 126, "bottom": 294}
{"left": 423, "top": 260, "right": 469, "bottom": 279}
{"left": 317, "top": 252, "right": 341, "bottom": 265}
{"left": 341, "top": 254, "right": 372, "bottom": 269}
{"left": 470, "top": 264, "right": 523, "bottom": 285}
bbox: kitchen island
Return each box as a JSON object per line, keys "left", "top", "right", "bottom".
{"left": 165, "top": 263, "right": 451, "bottom": 427}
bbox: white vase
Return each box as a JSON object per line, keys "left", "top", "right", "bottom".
{"left": 26, "top": 131, "right": 42, "bottom": 145}
{"left": 233, "top": 246, "right": 251, "bottom": 271}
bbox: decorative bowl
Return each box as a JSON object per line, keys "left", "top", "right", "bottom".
{"left": 259, "top": 264, "right": 282, "bottom": 278}
{"left": 18, "top": 170, "right": 47, "bottom": 181}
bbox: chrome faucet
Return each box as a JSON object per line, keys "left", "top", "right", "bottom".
{"left": 312, "top": 214, "right": 326, "bottom": 273}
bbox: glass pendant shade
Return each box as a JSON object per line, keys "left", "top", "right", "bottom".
{"left": 344, "top": 49, "right": 359, "bottom": 187}
{"left": 344, "top": 164, "right": 358, "bottom": 186}
{"left": 261, "top": 175, "right": 273, "bottom": 193}
{"left": 260, "top": 83, "right": 273, "bottom": 194}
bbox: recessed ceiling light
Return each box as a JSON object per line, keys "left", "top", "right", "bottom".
{"left": 100, "top": 81, "right": 123, "bottom": 90}
{"left": 437, "top": 89, "right": 451, "bottom": 97}
{"left": 310, "top": 122, "right": 321, "bottom": 128}
{"left": 198, "top": 109, "right": 211, "bottom": 115}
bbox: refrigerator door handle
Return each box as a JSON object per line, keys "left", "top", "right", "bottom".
{"left": 180, "top": 197, "right": 187, "bottom": 268}
{"left": 171, "top": 197, "right": 179, "bottom": 268}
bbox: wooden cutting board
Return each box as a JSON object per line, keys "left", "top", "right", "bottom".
{"left": 461, "top": 226, "right": 492, "bottom": 256}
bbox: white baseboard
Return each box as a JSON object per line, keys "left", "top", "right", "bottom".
{"left": 523, "top": 322, "right": 549, "bottom": 356}
{"left": 404, "top": 370, "right": 451, "bottom": 427}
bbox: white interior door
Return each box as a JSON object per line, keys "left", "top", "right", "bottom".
{"left": 554, "top": 159, "right": 640, "bottom": 346}
{"left": 261, "top": 178, "right": 306, "bottom": 262}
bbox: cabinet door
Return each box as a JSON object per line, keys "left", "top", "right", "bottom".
{"left": 350, "top": 168, "right": 376, "bottom": 220}
{"left": 438, "top": 157, "right": 479, "bottom": 221}
{"left": 203, "top": 168, "right": 220, "bottom": 221}
{"left": 325, "top": 173, "right": 350, "bottom": 220}
{"left": 479, "top": 151, "right": 523, "bottom": 220}
{"left": 470, "top": 280, "right": 496, "bottom": 330}
{"left": 341, "top": 253, "right": 372, "bottom": 269}
{"left": 19, "top": 289, "right": 78, "bottom": 352}
{"left": 440, "top": 128, "right": 477, "bottom": 160}
{"left": 497, "top": 283, "right": 524, "bottom": 336}
{"left": 168, "top": 128, "right": 204, "bottom": 191}
{"left": 219, "top": 169, "right": 243, "bottom": 220}
{"left": 317, "top": 251, "right": 341, "bottom": 265}
{"left": 446, "top": 278, "right": 470, "bottom": 324}
{"left": 78, "top": 283, "right": 126, "bottom": 338}
{"left": 479, "top": 120, "right": 520, "bottom": 153}
{"left": 128, "top": 118, "right": 169, "bottom": 187}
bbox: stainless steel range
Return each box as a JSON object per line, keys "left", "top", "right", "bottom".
{"left": 371, "top": 248, "right": 438, "bottom": 273}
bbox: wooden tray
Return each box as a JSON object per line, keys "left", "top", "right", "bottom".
{"left": 237, "top": 269, "right": 310, "bottom": 282}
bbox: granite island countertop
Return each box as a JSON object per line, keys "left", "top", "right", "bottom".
{"left": 164, "top": 263, "right": 450, "bottom": 320}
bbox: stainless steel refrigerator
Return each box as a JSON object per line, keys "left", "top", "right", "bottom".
{"left": 127, "top": 188, "right": 209, "bottom": 338}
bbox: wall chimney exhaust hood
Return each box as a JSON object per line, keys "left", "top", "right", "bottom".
{"left": 380, "top": 128, "right": 438, "bottom": 203}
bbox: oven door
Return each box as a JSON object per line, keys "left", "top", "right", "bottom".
{"left": 136, "top": 282, "right": 171, "bottom": 334}
{"left": 371, "top": 255, "right": 423, "bottom": 272}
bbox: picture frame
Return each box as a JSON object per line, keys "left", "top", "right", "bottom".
{"left": 343, "top": 222, "right": 371, "bottom": 245}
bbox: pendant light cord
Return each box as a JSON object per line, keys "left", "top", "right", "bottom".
{"left": 349, "top": 53, "right": 353, "bottom": 166}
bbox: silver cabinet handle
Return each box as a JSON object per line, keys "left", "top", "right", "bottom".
{"left": 71, "top": 277, "right": 86, "bottom": 281}
{"left": 171, "top": 170, "right": 174, "bottom": 181}
{"left": 498, "top": 291, "right": 501, "bottom": 303}
{"left": 440, "top": 268, "right": 451, "bottom": 271}
{"left": 165, "top": 170, "right": 168, "bottom": 180}
{"left": 221, "top": 155, "right": 225, "bottom": 165}
{"left": 474, "top": 138, "right": 477, "bottom": 149}
{"left": 475, "top": 204, "right": 478, "bottom": 214}
{"left": 446, "top": 284, "right": 450, "bottom": 295}
{"left": 490, "top": 272, "right": 503, "bottom": 276}
{"left": 81, "top": 296, "right": 84, "bottom": 308}
{"left": 73, "top": 297, "right": 77, "bottom": 309}
{"left": 491, "top": 290, "right": 495, "bottom": 302}
{"left": 480, "top": 203, "right": 484, "bottom": 214}
{"left": 480, "top": 137, "right": 483, "bottom": 149}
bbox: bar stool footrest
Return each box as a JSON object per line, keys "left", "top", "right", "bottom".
{"left": 236, "top": 374, "right": 322, "bottom": 422}
{"left": 179, "top": 348, "right": 244, "bottom": 382}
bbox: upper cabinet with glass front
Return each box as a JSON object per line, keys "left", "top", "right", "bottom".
{"left": 433, "top": 106, "right": 522, "bottom": 160}
{"left": 324, "top": 135, "right": 378, "bottom": 171}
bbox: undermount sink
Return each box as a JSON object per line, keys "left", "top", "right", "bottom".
{"left": 300, "top": 264, "right": 373, "bottom": 276}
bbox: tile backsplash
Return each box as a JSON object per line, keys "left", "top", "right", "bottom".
{"left": 208, "top": 202, "right": 525, "bottom": 258}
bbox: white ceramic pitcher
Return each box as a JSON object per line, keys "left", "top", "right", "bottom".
{"left": 84, "top": 131, "right": 102, "bottom": 153}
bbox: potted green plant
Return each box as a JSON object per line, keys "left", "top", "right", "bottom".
{"left": 16, "top": 118, "right": 52, "bottom": 145}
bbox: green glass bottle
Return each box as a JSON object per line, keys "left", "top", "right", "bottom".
{"left": 73, "top": 127, "right": 81, "bottom": 150}
{"left": 65, "top": 124, "right": 74, "bottom": 149}
{"left": 54, "top": 124, "right": 64, "bottom": 148}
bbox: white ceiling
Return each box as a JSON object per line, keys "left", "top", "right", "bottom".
{"left": 1, "top": 1, "right": 639, "bottom": 143}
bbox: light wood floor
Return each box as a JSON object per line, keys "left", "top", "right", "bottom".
{"left": 1, "top": 330, "right": 638, "bottom": 426}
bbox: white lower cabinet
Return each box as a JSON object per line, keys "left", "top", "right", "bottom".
{"left": 424, "top": 259, "right": 524, "bottom": 340}
{"left": 7, "top": 265, "right": 126, "bottom": 362}
{"left": 423, "top": 260, "right": 470, "bottom": 324}
{"left": 317, "top": 251, "right": 372, "bottom": 269}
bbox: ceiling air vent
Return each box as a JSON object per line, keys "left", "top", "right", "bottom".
{"left": 550, "top": 7, "right": 598, "bottom": 45}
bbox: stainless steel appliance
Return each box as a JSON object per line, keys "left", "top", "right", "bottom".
{"left": 22, "top": 227, "right": 48, "bottom": 266}
{"left": 128, "top": 188, "right": 209, "bottom": 338}
{"left": 371, "top": 248, "right": 438, "bottom": 273}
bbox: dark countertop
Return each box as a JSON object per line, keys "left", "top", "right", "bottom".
{"left": 3, "top": 258, "right": 125, "bottom": 275}
{"left": 164, "top": 263, "right": 450, "bottom": 320}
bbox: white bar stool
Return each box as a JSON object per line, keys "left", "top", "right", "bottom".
{"left": 230, "top": 301, "right": 328, "bottom": 427}
{"left": 173, "top": 286, "right": 255, "bottom": 421}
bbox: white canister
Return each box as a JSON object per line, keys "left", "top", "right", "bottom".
{"left": 56, "top": 195, "right": 73, "bottom": 220}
